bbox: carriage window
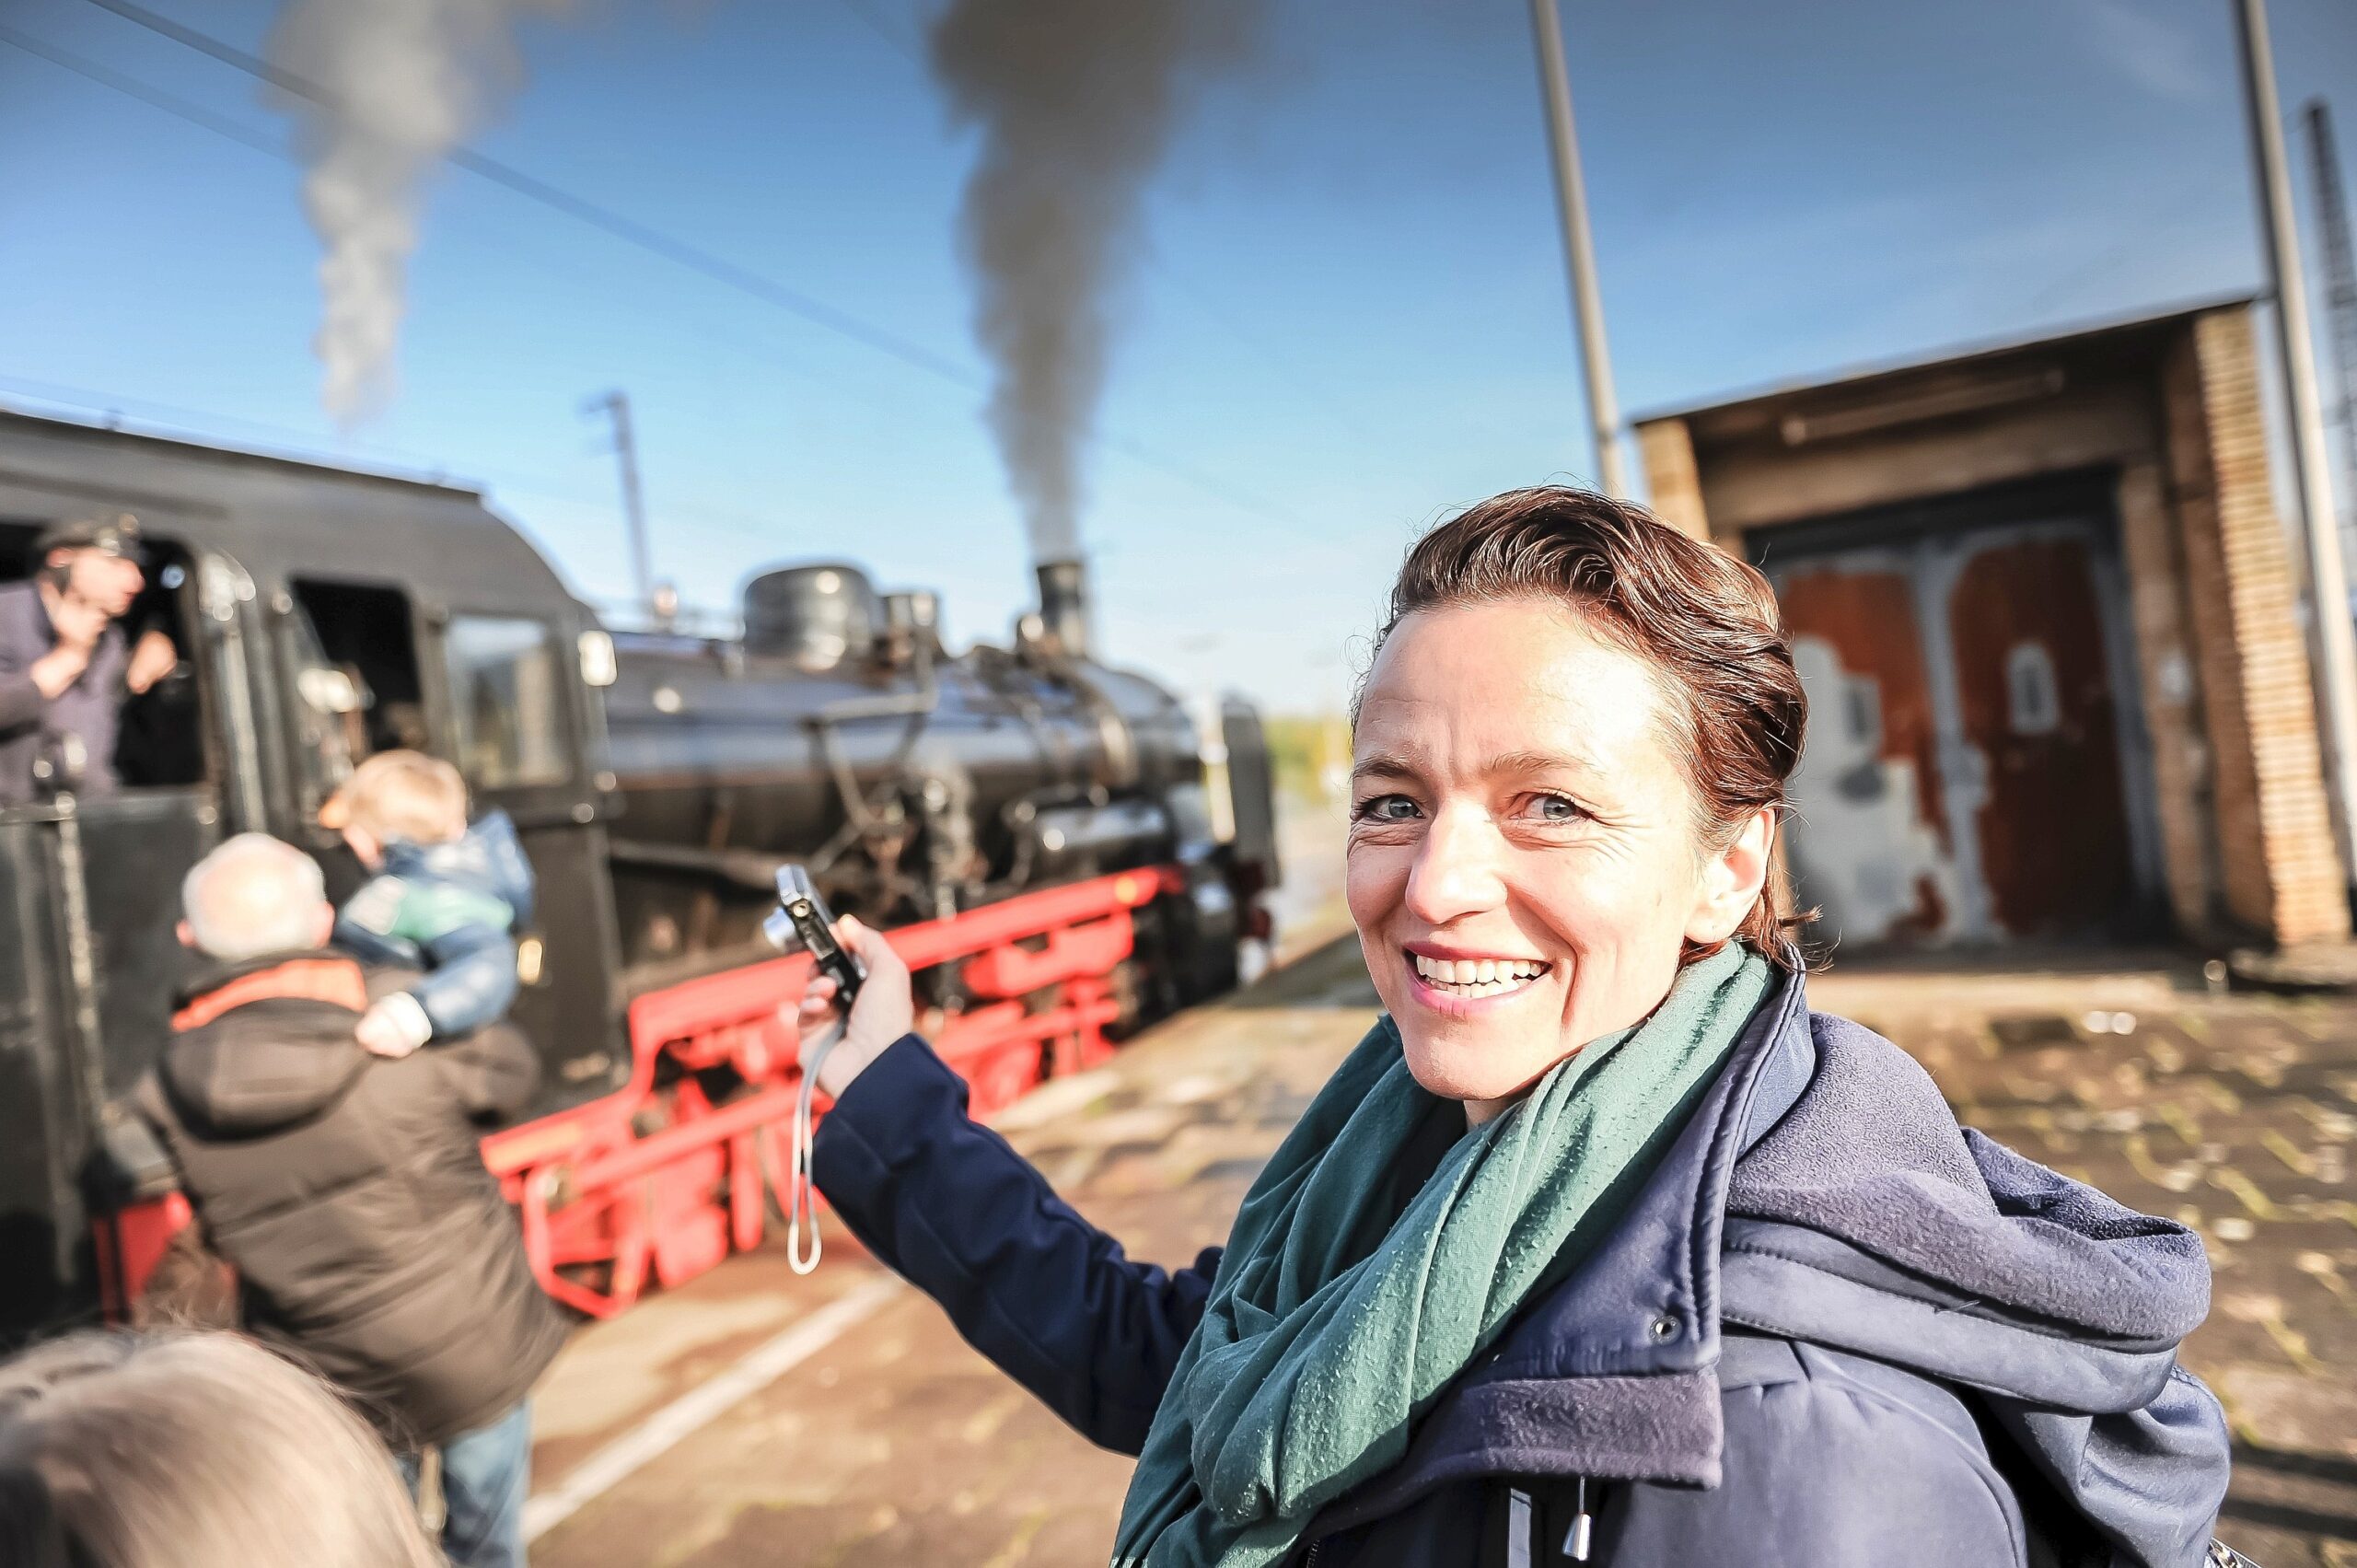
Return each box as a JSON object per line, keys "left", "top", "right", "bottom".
{"left": 285, "top": 579, "right": 430, "bottom": 823}
{"left": 445, "top": 616, "right": 568, "bottom": 788}
{"left": 0, "top": 519, "right": 210, "bottom": 792}
{"left": 288, "top": 580, "right": 427, "bottom": 756}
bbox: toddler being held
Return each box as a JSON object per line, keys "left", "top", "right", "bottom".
{"left": 320, "top": 750, "right": 535, "bottom": 1059}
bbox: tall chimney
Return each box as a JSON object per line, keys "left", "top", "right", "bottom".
{"left": 1034, "top": 558, "right": 1091, "bottom": 660}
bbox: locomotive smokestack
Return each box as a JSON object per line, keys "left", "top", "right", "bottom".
{"left": 1035, "top": 558, "right": 1092, "bottom": 660}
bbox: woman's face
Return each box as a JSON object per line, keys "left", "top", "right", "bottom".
{"left": 1346, "top": 598, "right": 1771, "bottom": 1121}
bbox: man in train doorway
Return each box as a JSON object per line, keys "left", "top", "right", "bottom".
{"left": 0, "top": 511, "right": 179, "bottom": 806}
{"left": 135, "top": 833, "right": 566, "bottom": 1568}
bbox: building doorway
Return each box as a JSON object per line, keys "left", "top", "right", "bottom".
{"left": 1761, "top": 486, "right": 2158, "bottom": 947}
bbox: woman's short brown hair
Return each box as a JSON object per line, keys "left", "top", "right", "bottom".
{"left": 1372, "top": 486, "right": 1812, "bottom": 967}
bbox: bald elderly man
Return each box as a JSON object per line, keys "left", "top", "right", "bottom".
{"left": 135, "top": 833, "right": 564, "bottom": 1568}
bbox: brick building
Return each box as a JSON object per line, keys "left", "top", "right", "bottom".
{"left": 1634, "top": 298, "right": 2347, "bottom": 952}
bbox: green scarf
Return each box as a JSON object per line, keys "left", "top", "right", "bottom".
{"left": 1111, "top": 943, "right": 1773, "bottom": 1568}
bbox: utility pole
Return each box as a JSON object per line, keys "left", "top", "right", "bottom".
{"left": 582, "top": 389, "right": 656, "bottom": 622}
{"left": 2235, "top": 0, "right": 2357, "bottom": 895}
{"left": 1526, "top": 0, "right": 1629, "bottom": 498}
{"left": 2305, "top": 100, "right": 2357, "bottom": 560}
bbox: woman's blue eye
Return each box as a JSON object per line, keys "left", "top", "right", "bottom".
{"left": 1353, "top": 795, "right": 1421, "bottom": 823}
{"left": 1528, "top": 794, "right": 1583, "bottom": 822}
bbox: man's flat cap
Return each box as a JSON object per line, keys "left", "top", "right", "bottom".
{"left": 36, "top": 512, "right": 143, "bottom": 559}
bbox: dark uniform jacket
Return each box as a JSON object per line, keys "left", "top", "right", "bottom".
{"left": 134, "top": 950, "right": 567, "bottom": 1448}
{"left": 814, "top": 970, "right": 2236, "bottom": 1568}
{"left": 0, "top": 579, "right": 125, "bottom": 807}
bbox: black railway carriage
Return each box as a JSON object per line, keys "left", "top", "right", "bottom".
{"left": 0, "top": 406, "right": 1276, "bottom": 1340}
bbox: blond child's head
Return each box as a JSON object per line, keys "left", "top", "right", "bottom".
{"left": 319, "top": 751, "right": 469, "bottom": 866}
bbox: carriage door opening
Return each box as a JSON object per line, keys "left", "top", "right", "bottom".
{"left": 1764, "top": 500, "right": 2159, "bottom": 950}
{"left": 282, "top": 579, "right": 426, "bottom": 891}
{"left": 285, "top": 585, "right": 619, "bottom": 1109}
{"left": 436, "top": 612, "right": 621, "bottom": 1107}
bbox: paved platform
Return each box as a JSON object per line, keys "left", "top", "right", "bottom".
{"left": 525, "top": 938, "right": 2357, "bottom": 1567}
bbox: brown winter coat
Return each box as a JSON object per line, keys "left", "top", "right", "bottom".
{"left": 135, "top": 951, "right": 566, "bottom": 1447}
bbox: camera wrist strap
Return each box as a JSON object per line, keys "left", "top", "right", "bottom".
{"left": 786, "top": 1026, "right": 840, "bottom": 1275}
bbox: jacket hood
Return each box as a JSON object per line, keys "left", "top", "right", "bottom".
{"left": 157, "top": 955, "right": 372, "bottom": 1136}
{"left": 382, "top": 808, "right": 535, "bottom": 925}
{"left": 1317, "top": 970, "right": 2228, "bottom": 1567}
{"left": 1721, "top": 1007, "right": 2211, "bottom": 1409}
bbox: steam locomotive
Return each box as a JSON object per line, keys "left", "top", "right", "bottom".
{"left": 0, "top": 406, "right": 1278, "bottom": 1338}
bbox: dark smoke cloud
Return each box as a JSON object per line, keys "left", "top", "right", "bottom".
{"left": 929, "top": 0, "right": 1260, "bottom": 561}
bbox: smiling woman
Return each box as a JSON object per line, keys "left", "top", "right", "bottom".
{"left": 802, "top": 488, "right": 2239, "bottom": 1568}
{"left": 1345, "top": 493, "right": 1805, "bottom": 1123}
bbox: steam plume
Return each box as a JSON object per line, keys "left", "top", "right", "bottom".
{"left": 265, "top": 0, "right": 563, "bottom": 423}
{"left": 929, "top": 0, "right": 1260, "bottom": 560}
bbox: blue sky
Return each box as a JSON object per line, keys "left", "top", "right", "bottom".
{"left": 3, "top": 0, "right": 2354, "bottom": 712}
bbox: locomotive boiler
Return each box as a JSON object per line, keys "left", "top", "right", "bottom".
{"left": 599, "top": 557, "right": 1275, "bottom": 1015}
{"left": 0, "top": 405, "right": 1280, "bottom": 1338}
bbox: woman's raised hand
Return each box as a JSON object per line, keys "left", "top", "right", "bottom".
{"left": 794, "top": 914, "right": 915, "bottom": 1097}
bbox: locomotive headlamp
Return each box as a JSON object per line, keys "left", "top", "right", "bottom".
{"left": 296, "top": 668, "right": 362, "bottom": 715}
{"left": 577, "top": 630, "right": 619, "bottom": 688}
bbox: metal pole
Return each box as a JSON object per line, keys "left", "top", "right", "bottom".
{"left": 2304, "top": 100, "right": 2357, "bottom": 558}
{"left": 2236, "top": 0, "right": 2357, "bottom": 893}
{"left": 1526, "top": 0, "right": 1629, "bottom": 498}
{"left": 584, "top": 389, "right": 655, "bottom": 617}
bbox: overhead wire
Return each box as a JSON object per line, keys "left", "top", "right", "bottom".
{"left": 0, "top": 17, "right": 1381, "bottom": 648}
{"left": 75, "top": 0, "right": 972, "bottom": 387}
{"left": 0, "top": 19, "right": 970, "bottom": 440}
{"left": 0, "top": 19, "right": 1072, "bottom": 570}
{"left": 0, "top": 368, "right": 784, "bottom": 541}
{"left": 67, "top": 0, "right": 1314, "bottom": 530}
{"left": 0, "top": 377, "right": 657, "bottom": 602}
{"left": 829, "top": 0, "right": 921, "bottom": 61}
{"left": 0, "top": 17, "right": 282, "bottom": 158}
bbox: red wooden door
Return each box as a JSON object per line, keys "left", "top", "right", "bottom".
{"left": 1775, "top": 564, "right": 1956, "bottom": 942}
{"left": 1944, "top": 536, "right": 2132, "bottom": 935}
